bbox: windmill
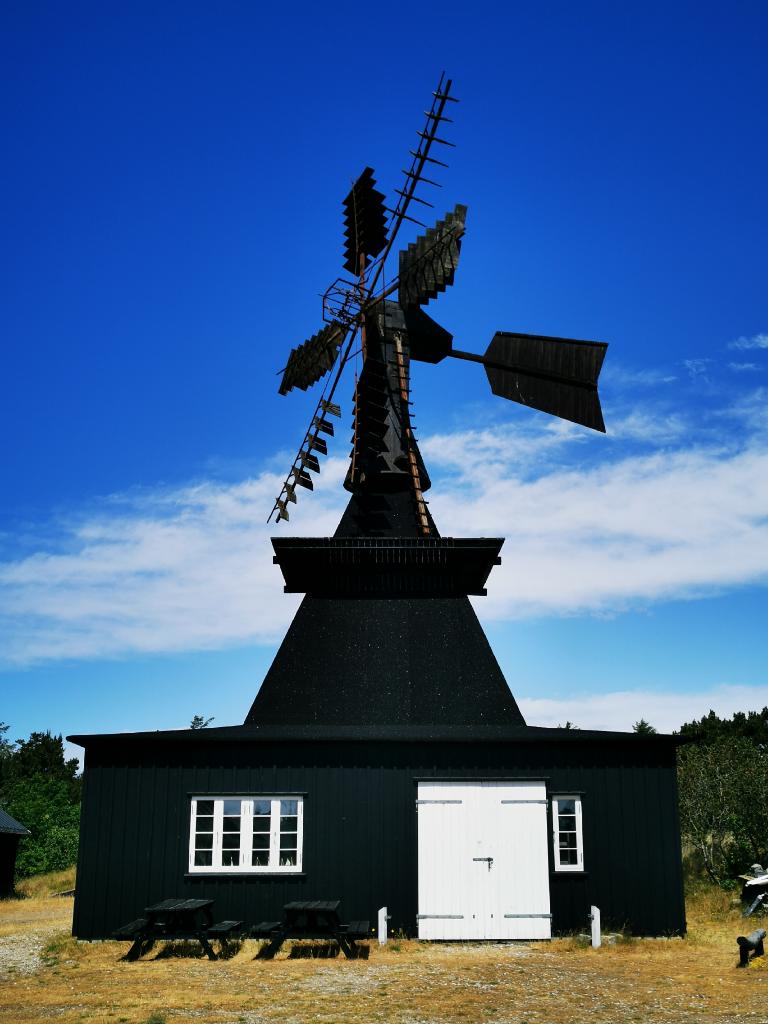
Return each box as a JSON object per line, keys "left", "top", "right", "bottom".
{"left": 269, "top": 74, "right": 607, "bottom": 531}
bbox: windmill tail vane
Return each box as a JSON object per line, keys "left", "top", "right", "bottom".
{"left": 268, "top": 73, "right": 608, "bottom": 525}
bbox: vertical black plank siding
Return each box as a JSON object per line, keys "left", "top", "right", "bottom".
{"left": 72, "top": 738, "right": 685, "bottom": 940}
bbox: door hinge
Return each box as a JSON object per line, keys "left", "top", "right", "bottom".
{"left": 417, "top": 914, "right": 465, "bottom": 920}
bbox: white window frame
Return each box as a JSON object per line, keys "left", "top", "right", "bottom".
{"left": 551, "top": 794, "right": 584, "bottom": 872}
{"left": 188, "top": 796, "right": 303, "bottom": 874}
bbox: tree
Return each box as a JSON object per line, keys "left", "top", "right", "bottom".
{"left": 190, "top": 715, "right": 214, "bottom": 730}
{"left": 556, "top": 721, "right": 579, "bottom": 730}
{"left": 678, "top": 708, "right": 768, "bottom": 747}
{"left": 0, "top": 729, "right": 81, "bottom": 879}
{"left": 676, "top": 714, "right": 768, "bottom": 885}
{"left": 0, "top": 722, "right": 13, "bottom": 760}
{"left": 633, "top": 719, "right": 657, "bottom": 735}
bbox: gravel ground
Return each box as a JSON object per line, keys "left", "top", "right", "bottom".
{"left": 0, "top": 895, "right": 72, "bottom": 978}
{"left": 0, "top": 927, "right": 57, "bottom": 977}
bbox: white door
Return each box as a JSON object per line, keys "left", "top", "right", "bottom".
{"left": 417, "top": 780, "right": 551, "bottom": 940}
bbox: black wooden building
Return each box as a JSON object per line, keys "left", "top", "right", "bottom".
{"left": 69, "top": 486, "right": 686, "bottom": 940}
{"left": 0, "top": 807, "right": 30, "bottom": 898}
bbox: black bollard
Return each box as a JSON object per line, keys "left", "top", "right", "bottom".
{"left": 736, "top": 928, "right": 766, "bottom": 967}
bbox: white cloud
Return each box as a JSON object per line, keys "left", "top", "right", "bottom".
{"left": 1, "top": 404, "right": 767, "bottom": 666}
{"left": 0, "top": 462, "right": 348, "bottom": 666}
{"left": 431, "top": 440, "right": 768, "bottom": 620}
{"left": 729, "top": 333, "right": 768, "bottom": 351}
{"left": 519, "top": 684, "right": 768, "bottom": 734}
{"left": 728, "top": 362, "right": 761, "bottom": 372}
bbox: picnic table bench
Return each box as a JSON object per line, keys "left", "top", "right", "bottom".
{"left": 252, "top": 900, "right": 369, "bottom": 959}
{"left": 112, "top": 898, "right": 242, "bottom": 961}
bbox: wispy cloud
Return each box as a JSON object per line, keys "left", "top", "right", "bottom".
{"left": 728, "top": 362, "right": 761, "bottom": 373}
{"left": 520, "top": 684, "right": 768, "bottom": 733}
{"left": 729, "top": 333, "right": 768, "bottom": 351}
{"left": 602, "top": 364, "right": 677, "bottom": 388}
{"left": 1, "top": 394, "right": 767, "bottom": 667}
{"left": 0, "top": 465, "right": 348, "bottom": 666}
{"left": 683, "top": 357, "right": 712, "bottom": 382}
{"left": 431, "top": 438, "right": 768, "bottom": 621}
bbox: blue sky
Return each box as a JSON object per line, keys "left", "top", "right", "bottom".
{"left": 1, "top": 2, "right": 767, "bottom": 750}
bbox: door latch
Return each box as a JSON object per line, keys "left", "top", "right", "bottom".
{"left": 473, "top": 856, "right": 494, "bottom": 871}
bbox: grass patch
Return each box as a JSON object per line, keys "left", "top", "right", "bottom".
{"left": 15, "top": 865, "right": 76, "bottom": 899}
{"left": 41, "top": 931, "right": 83, "bottom": 968}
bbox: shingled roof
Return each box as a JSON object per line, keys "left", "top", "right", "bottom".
{"left": 0, "top": 808, "right": 30, "bottom": 836}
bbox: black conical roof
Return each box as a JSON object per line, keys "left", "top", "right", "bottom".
{"left": 246, "top": 499, "right": 525, "bottom": 731}
{"left": 245, "top": 592, "right": 525, "bottom": 729}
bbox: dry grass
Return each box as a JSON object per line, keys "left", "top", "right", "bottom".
{"left": 2, "top": 872, "right": 768, "bottom": 1023}
{"left": 14, "top": 866, "right": 76, "bottom": 900}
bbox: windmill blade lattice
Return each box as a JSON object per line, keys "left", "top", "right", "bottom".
{"left": 342, "top": 168, "right": 388, "bottom": 275}
{"left": 278, "top": 322, "right": 346, "bottom": 396}
{"left": 398, "top": 204, "right": 467, "bottom": 309}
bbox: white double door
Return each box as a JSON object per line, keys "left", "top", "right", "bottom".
{"left": 417, "top": 780, "right": 551, "bottom": 940}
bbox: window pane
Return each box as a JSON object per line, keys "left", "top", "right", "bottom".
{"left": 559, "top": 848, "right": 578, "bottom": 866}
{"left": 191, "top": 794, "right": 302, "bottom": 873}
{"left": 558, "top": 814, "right": 576, "bottom": 831}
{"left": 558, "top": 832, "right": 577, "bottom": 849}
{"left": 557, "top": 799, "right": 576, "bottom": 816}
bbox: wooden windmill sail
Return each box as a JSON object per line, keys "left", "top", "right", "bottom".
{"left": 269, "top": 73, "right": 607, "bottom": 534}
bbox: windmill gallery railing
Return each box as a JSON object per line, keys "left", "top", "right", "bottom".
{"left": 268, "top": 73, "right": 608, "bottom": 528}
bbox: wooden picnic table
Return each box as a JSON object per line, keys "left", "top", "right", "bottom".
{"left": 253, "top": 900, "right": 369, "bottom": 959}
{"left": 113, "top": 898, "right": 241, "bottom": 961}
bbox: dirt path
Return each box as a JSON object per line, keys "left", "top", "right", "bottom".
{"left": 0, "top": 896, "right": 73, "bottom": 978}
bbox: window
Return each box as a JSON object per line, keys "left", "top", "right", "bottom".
{"left": 188, "top": 796, "right": 303, "bottom": 873}
{"left": 552, "top": 795, "right": 583, "bottom": 871}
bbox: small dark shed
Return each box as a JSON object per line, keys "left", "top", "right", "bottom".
{"left": 0, "top": 808, "right": 30, "bottom": 897}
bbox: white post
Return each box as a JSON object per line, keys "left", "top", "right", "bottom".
{"left": 590, "top": 905, "right": 601, "bottom": 948}
{"left": 378, "top": 906, "right": 388, "bottom": 946}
